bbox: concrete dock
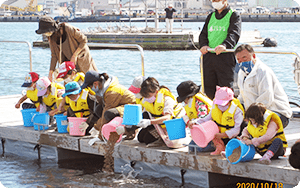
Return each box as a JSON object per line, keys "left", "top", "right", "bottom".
{"left": 1, "top": 94, "right": 300, "bottom": 187}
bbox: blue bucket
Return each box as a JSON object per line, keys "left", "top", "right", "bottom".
{"left": 225, "top": 138, "right": 256, "bottom": 164}
{"left": 21, "top": 108, "right": 38, "bottom": 127}
{"left": 54, "top": 114, "right": 68, "bottom": 133}
{"left": 163, "top": 118, "right": 186, "bottom": 140}
{"left": 32, "top": 113, "right": 50, "bottom": 131}
{"left": 122, "top": 104, "right": 142, "bottom": 126}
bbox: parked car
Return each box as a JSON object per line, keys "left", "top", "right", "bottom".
{"left": 253, "top": 6, "right": 270, "bottom": 14}
{"left": 234, "top": 7, "right": 246, "bottom": 14}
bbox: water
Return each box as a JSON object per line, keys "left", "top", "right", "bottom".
{"left": 1, "top": 21, "right": 300, "bottom": 187}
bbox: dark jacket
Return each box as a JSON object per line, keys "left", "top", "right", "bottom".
{"left": 165, "top": 8, "right": 176, "bottom": 19}
{"left": 199, "top": 6, "right": 241, "bottom": 49}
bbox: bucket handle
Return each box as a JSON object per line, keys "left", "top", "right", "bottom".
{"left": 31, "top": 113, "right": 37, "bottom": 123}
{"left": 241, "top": 145, "right": 251, "bottom": 159}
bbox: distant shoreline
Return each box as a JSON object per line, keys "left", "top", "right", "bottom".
{"left": 2, "top": 13, "right": 300, "bottom": 22}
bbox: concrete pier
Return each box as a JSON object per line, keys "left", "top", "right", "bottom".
{"left": 0, "top": 95, "right": 300, "bottom": 187}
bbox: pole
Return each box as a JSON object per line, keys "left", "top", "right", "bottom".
{"left": 155, "top": 0, "right": 159, "bottom": 29}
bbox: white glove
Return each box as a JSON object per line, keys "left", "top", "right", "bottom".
{"left": 88, "top": 137, "right": 100, "bottom": 146}
{"left": 89, "top": 127, "right": 99, "bottom": 137}
{"left": 137, "top": 119, "right": 151, "bottom": 129}
{"left": 116, "top": 126, "right": 125, "bottom": 135}
{"left": 79, "top": 122, "right": 89, "bottom": 132}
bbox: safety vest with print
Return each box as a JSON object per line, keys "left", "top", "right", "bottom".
{"left": 207, "top": 9, "right": 233, "bottom": 49}
{"left": 247, "top": 110, "right": 288, "bottom": 153}
{"left": 65, "top": 88, "right": 91, "bottom": 118}
{"left": 26, "top": 88, "right": 40, "bottom": 108}
{"left": 211, "top": 98, "right": 244, "bottom": 133}
{"left": 105, "top": 78, "right": 128, "bottom": 96}
{"left": 73, "top": 72, "right": 85, "bottom": 86}
{"left": 139, "top": 88, "right": 184, "bottom": 128}
{"left": 43, "top": 83, "right": 64, "bottom": 110}
{"left": 184, "top": 93, "right": 213, "bottom": 120}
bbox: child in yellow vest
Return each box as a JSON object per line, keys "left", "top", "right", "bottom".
{"left": 63, "top": 81, "right": 96, "bottom": 135}
{"left": 15, "top": 72, "right": 40, "bottom": 109}
{"left": 56, "top": 61, "right": 85, "bottom": 86}
{"left": 241, "top": 102, "right": 288, "bottom": 165}
{"left": 191, "top": 86, "right": 244, "bottom": 155}
{"left": 176, "top": 80, "right": 214, "bottom": 152}
{"left": 36, "top": 76, "right": 65, "bottom": 116}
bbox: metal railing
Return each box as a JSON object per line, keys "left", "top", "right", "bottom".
{"left": 200, "top": 48, "right": 300, "bottom": 93}
{"left": 0, "top": 40, "right": 32, "bottom": 72}
{"left": 87, "top": 43, "right": 145, "bottom": 76}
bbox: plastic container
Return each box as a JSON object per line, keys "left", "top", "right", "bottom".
{"left": 190, "top": 120, "right": 219, "bottom": 147}
{"left": 21, "top": 108, "right": 38, "bottom": 127}
{"left": 102, "top": 117, "right": 124, "bottom": 143}
{"left": 225, "top": 138, "right": 256, "bottom": 164}
{"left": 67, "top": 117, "right": 87, "bottom": 136}
{"left": 122, "top": 104, "right": 142, "bottom": 126}
{"left": 54, "top": 114, "right": 68, "bottom": 133}
{"left": 163, "top": 118, "right": 186, "bottom": 140}
{"left": 32, "top": 113, "right": 50, "bottom": 131}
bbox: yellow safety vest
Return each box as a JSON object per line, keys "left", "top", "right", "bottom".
{"left": 105, "top": 78, "right": 127, "bottom": 96}
{"left": 184, "top": 93, "right": 212, "bottom": 120}
{"left": 211, "top": 98, "right": 244, "bottom": 133}
{"left": 43, "top": 83, "right": 64, "bottom": 110}
{"left": 73, "top": 72, "right": 85, "bottom": 86}
{"left": 139, "top": 88, "right": 183, "bottom": 128}
{"left": 65, "top": 88, "right": 91, "bottom": 118}
{"left": 26, "top": 88, "right": 40, "bottom": 108}
{"left": 247, "top": 109, "right": 288, "bottom": 153}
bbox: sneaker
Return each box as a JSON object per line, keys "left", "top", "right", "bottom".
{"left": 146, "top": 138, "right": 165, "bottom": 147}
{"left": 258, "top": 158, "right": 271, "bottom": 165}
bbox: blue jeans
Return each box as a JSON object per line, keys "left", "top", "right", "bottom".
{"left": 189, "top": 140, "right": 215, "bottom": 152}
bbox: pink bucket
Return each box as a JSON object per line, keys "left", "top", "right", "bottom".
{"left": 190, "top": 120, "right": 219, "bottom": 147}
{"left": 67, "top": 117, "right": 87, "bottom": 136}
{"left": 101, "top": 117, "right": 124, "bottom": 143}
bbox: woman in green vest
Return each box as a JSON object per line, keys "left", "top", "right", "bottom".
{"left": 199, "top": 0, "right": 241, "bottom": 100}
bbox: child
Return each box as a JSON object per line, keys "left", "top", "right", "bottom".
{"left": 56, "top": 61, "right": 87, "bottom": 112}
{"left": 36, "top": 76, "right": 65, "bottom": 116}
{"left": 289, "top": 141, "right": 300, "bottom": 169}
{"left": 191, "top": 86, "right": 244, "bottom": 155}
{"left": 135, "top": 77, "right": 188, "bottom": 148}
{"left": 176, "top": 80, "right": 213, "bottom": 152}
{"left": 15, "top": 72, "right": 40, "bottom": 109}
{"left": 128, "top": 75, "right": 146, "bottom": 103}
{"left": 62, "top": 81, "right": 97, "bottom": 135}
{"left": 241, "top": 102, "right": 288, "bottom": 165}
{"left": 56, "top": 61, "right": 85, "bottom": 85}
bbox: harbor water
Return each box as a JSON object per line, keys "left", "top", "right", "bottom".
{"left": 0, "top": 21, "right": 300, "bottom": 187}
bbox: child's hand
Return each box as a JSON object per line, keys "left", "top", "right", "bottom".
{"left": 244, "top": 139, "right": 253, "bottom": 145}
{"left": 15, "top": 103, "right": 20, "bottom": 109}
{"left": 63, "top": 111, "right": 67, "bottom": 116}
{"left": 187, "top": 120, "right": 196, "bottom": 129}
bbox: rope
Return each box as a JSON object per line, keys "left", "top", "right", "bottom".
{"left": 188, "top": 31, "right": 200, "bottom": 51}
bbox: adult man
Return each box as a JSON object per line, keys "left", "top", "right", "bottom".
{"left": 164, "top": 4, "right": 176, "bottom": 33}
{"left": 234, "top": 44, "right": 292, "bottom": 128}
{"left": 199, "top": 0, "right": 241, "bottom": 100}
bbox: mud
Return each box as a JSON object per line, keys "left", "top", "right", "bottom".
{"left": 102, "top": 132, "right": 120, "bottom": 173}
{"left": 228, "top": 146, "right": 241, "bottom": 163}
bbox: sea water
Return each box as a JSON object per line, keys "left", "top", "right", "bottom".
{"left": 0, "top": 21, "right": 300, "bottom": 187}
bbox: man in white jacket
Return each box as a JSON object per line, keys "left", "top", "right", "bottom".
{"left": 234, "top": 44, "right": 292, "bottom": 128}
